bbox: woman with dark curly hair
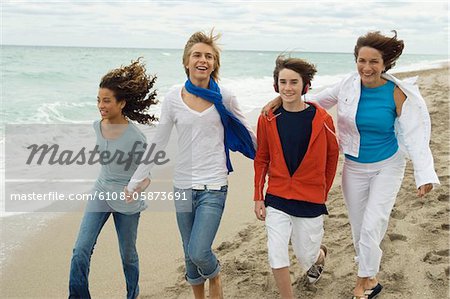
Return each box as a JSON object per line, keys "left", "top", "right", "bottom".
{"left": 264, "top": 31, "right": 439, "bottom": 299}
{"left": 68, "top": 59, "right": 157, "bottom": 299}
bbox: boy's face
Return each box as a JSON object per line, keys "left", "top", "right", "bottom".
{"left": 278, "top": 68, "right": 304, "bottom": 104}
{"left": 185, "top": 42, "right": 215, "bottom": 83}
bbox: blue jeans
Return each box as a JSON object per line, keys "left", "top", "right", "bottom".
{"left": 174, "top": 185, "right": 227, "bottom": 285}
{"left": 69, "top": 200, "right": 140, "bottom": 299}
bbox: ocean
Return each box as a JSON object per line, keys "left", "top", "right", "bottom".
{"left": 0, "top": 45, "right": 448, "bottom": 218}
{"left": 1, "top": 45, "right": 447, "bottom": 125}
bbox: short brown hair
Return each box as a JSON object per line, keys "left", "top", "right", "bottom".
{"left": 273, "top": 55, "right": 317, "bottom": 93}
{"left": 182, "top": 29, "right": 221, "bottom": 81}
{"left": 99, "top": 58, "right": 158, "bottom": 125}
{"left": 354, "top": 30, "right": 404, "bottom": 72}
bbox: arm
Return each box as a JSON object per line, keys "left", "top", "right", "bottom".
{"left": 323, "top": 115, "right": 339, "bottom": 196}
{"left": 393, "top": 86, "right": 432, "bottom": 197}
{"left": 395, "top": 88, "right": 440, "bottom": 193}
{"left": 126, "top": 96, "right": 174, "bottom": 192}
{"left": 262, "top": 96, "right": 282, "bottom": 116}
{"left": 253, "top": 115, "right": 270, "bottom": 220}
{"left": 253, "top": 115, "right": 270, "bottom": 201}
{"left": 312, "top": 81, "right": 341, "bottom": 110}
{"left": 227, "top": 93, "right": 257, "bottom": 148}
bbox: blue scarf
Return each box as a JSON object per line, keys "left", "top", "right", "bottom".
{"left": 184, "top": 78, "right": 255, "bottom": 173}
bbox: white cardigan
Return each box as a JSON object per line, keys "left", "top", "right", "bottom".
{"left": 314, "top": 72, "right": 440, "bottom": 188}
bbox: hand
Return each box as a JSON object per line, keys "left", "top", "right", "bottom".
{"left": 124, "top": 178, "right": 151, "bottom": 203}
{"left": 254, "top": 200, "right": 266, "bottom": 221}
{"left": 261, "top": 96, "right": 282, "bottom": 116}
{"left": 417, "top": 183, "right": 433, "bottom": 197}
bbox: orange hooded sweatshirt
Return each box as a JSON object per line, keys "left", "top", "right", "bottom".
{"left": 254, "top": 102, "right": 339, "bottom": 204}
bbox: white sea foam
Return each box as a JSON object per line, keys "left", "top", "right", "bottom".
{"left": 391, "top": 59, "right": 449, "bottom": 74}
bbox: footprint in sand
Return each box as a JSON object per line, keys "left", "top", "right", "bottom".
{"left": 329, "top": 213, "right": 347, "bottom": 219}
{"left": 437, "top": 194, "right": 449, "bottom": 202}
{"left": 423, "top": 249, "right": 450, "bottom": 265}
{"left": 391, "top": 209, "right": 406, "bottom": 220}
{"left": 388, "top": 233, "right": 407, "bottom": 241}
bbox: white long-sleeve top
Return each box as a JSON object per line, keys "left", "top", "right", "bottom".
{"left": 313, "top": 71, "right": 440, "bottom": 188}
{"left": 127, "top": 84, "right": 256, "bottom": 190}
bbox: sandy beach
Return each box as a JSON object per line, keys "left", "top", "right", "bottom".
{"left": 1, "top": 66, "right": 449, "bottom": 299}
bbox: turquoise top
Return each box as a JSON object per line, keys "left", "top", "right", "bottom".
{"left": 92, "top": 120, "right": 147, "bottom": 214}
{"left": 346, "top": 80, "right": 399, "bottom": 163}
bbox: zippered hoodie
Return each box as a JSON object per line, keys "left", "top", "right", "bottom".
{"left": 254, "top": 102, "right": 339, "bottom": 203}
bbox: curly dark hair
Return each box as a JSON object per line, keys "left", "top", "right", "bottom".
{"left": 354, "top": 30, "right": 404, "bottom": 72}
{"left": 273, "top": 54, "right": 317, "bottom": 94}
{"left": 99, "top": 58, "right": 158, "bottom": 125}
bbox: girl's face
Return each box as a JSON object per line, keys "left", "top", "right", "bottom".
{"left": 357, "top": 46, "right": 386, "bottom": 88}
{"left": 97, "top": 88, "right": 125, "bottom": 121}
{"left": 185, "top": 42, "right": 215, "bottom": 84}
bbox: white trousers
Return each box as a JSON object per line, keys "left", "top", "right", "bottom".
{"left": 342, "top": 150, "right": 406, "bottom": 277}
{"left": 265, "top": 206, "right": 324, "bottom": 270}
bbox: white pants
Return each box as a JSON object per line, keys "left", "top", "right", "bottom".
{"left": 265, "top": 206, "right": 324, "bottom": 270}
{"left": 342, "top": 150, "right": 406, "bottom": 277}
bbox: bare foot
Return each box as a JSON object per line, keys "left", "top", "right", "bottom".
{"left": 353, "top": 276, "right": 369, "bottom": 298}
{"left": 364, "top": 277, "right": 379, "bottom": 290}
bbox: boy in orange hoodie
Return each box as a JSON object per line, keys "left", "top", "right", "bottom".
{"left": 254, "top": 55, "right": 339, "bottom": 298}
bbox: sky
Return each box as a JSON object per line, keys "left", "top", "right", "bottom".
{"left": 1, "top": 0, "right": 449, "bottom": 55}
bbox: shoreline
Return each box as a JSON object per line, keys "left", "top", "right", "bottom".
{"left": 1, "top": 66, "right": 449, "bottom": 298}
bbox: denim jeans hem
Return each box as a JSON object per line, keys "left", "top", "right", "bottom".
{"left": 185, "top": 273, "right": 206, "bottom": 285}
{"left": 198, "top": 261, "right": 221, "bottom": 280}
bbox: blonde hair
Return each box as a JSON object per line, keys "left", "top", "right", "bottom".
{"left": 182, "top": 29, "right": 221, "bottom": 81}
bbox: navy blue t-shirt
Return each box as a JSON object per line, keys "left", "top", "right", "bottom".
{"left": 265, "top": 105, "right": 328, "bottom": 218}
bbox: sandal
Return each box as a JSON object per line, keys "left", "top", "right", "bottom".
{"left": 306, "top": 244, "right": 328, "bottom": 284}
{"left": 364, "top": 283, "right": 383, "bottom": 299}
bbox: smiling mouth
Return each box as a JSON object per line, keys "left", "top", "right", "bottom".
{"left": 196, "top": 66, "right": 207, "bottom": 71}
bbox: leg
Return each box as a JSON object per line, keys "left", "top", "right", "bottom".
{"left": 187, "top": 188, "right": 227, "bottom": 299}
{"left": 290, "top": 215, "right": 324, "bottom": 271}
{"left": 265, "top": 207, "right": 293, "bottom": 298}
{"left": 342, "top": 160, "right": 371, "bottom": 261}
{"left": 342, "top": 159, "right": 375, "bottom": 297}
{"left": 192, "top": 283, "right": 206, "bottom": 299}
{"left": 358, "top": 153, "right": 406, "bottom": 278}
{"left": 69, "top": 211, "right": 111, "bottom": 299}
{"left": 290, "top": 215, "right": 325, "bottom": 284}
{"left": 175, "top": 188, "right": 206, "bottom": 287}
{"left": 351, "top": 152, "right": 405, "bottom": 297}
{"left": 209, "top": 273, "right": 223, "bottom": 299}
{"left": 272, "top": 267, "right": 294, "bottom": 299}
{"left": 113, "top": 212, "right": 141, "bottom": 299}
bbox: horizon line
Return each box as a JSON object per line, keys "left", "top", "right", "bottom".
{"left": 1, "top": 43, "right": 447, "bottom": 56}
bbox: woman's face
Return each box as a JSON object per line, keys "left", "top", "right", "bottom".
{"left": 97, "top": 88, "right": 125, "bottom": 121}
{"left": 356, "top": 46, "right": 386, "bottom": 88}
{"left": 185, "top": 42, "right": 215, "bottom": 83}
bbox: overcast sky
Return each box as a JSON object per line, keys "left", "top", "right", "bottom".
{"left": 2, "top": 1, "right": 448, "bottom": 54}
